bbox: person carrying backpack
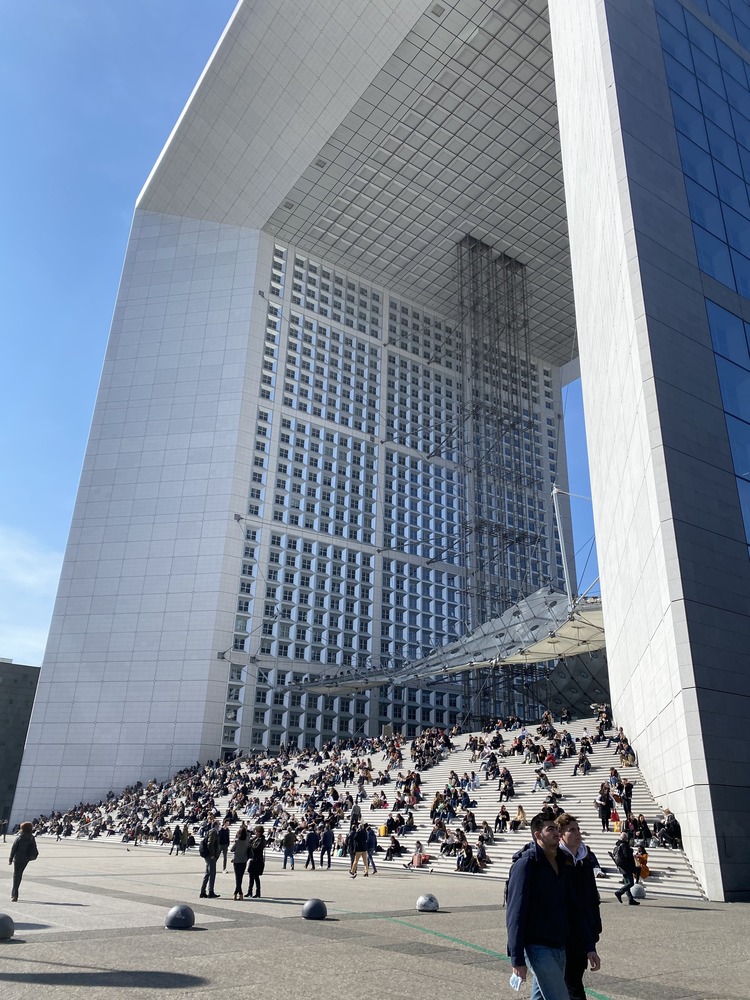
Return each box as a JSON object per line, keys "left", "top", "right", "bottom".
{"left": 9, "top": 821, "right": 39, "bottom": 902}
{"left": 612, "top": 832, "right": 640, "bottom": 905}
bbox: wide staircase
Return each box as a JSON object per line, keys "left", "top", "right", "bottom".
{"left": 214, "top": 716, "right": 705, "bottom": 900}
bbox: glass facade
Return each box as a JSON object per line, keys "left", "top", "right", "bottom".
{"left": 220, "top": 238, "right": 565, "bottom": 751}
{"left": 706, "top": 300, "right": 750, "bottom": 541}
{"left": 657, "top": 0, "right": 750, "bottom": 545}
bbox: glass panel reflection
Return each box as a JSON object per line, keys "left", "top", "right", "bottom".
{"left": 716, "top": 355, "right": 750, "bottom": 422}
{"left": 706, "top": 299, "right": 750, "bottom": 365}
{"left": 727, "top": 416, "right": 750, "bottom": 480}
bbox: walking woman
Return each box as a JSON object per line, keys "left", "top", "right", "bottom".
{"left": 246, "top": 825, "right": 267, "bottom": 899}
{"left": 231, "top": 824, "right": 251, "bottom": 900}
{"left": 9, "top": 822, "right": 39, "bottom": 901}
{"left": 595, "top": 782, "right": 615, "bottom": 832}
{"left": 169, "top": 824, "right": 182, "bottom": 856}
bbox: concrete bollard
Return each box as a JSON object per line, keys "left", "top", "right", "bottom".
{"left": 165, "top": 903, "right": 195, "bottom": 929}
{"left": 301, "top": 897, "right": 328, "bottom": 920}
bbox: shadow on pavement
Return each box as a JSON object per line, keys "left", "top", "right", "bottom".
{"left": 25, "top": 902, "right": 89, "bottom": 907}
{"left": 0, "top": 971, "right": 209, "bottom": 988}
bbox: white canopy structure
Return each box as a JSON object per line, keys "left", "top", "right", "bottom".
{"left": 289, "top": 587, "right": 605, "bottom": 695}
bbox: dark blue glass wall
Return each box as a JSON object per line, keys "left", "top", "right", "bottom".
{"left": 656, "top": 0, "right": 750, "bottom": 545}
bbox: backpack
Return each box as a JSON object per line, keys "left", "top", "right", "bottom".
{"left": 199, "top": 835, "right": 210, "bottom": 859}
{"left": 503, "top": 841, "right": 535, "bottom": 906}
{"left": 612, "top": 841, "right": 628, "bottom": 868}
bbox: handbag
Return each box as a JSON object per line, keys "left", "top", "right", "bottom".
{"left": 610, "top": 808, "right": 620, "bottom": 823}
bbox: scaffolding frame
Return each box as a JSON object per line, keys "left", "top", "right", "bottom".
{"left": 455, "top": 236, "right": 546, "bottom": 726}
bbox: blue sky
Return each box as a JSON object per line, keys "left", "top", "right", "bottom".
{"left": 0, "top": 1, "right": 597, "bottom": 667}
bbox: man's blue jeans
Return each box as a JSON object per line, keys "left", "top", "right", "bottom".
{"left": 283, "top": 848, "right": 295, "bottom": 869}
{"left": 525, "top": 944, "right": 568, "bottom": 1000}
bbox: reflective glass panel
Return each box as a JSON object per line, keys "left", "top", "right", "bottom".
{"left": 693, "top": 224, "right": 735, "bottom": 283}
{"left": 730, "top": 249, "right": 750, "bottom": 298}
{"left": 736, "top": 477, "right": 750, "bottom": 540}
{"left": 685, "top": 179, "right": 725, "bottom": 236}
{"left": 716, "top": 355, "right": 750, "bottom": 421}
{"left": 727, "top": 415, "right": 750, "bottom": 480}
{"left": 706, "top": 299, "right": 750, "bottom": 365}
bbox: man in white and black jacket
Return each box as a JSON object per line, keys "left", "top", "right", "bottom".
{"left": 506, "top": 812, "right": 601, "bottom": 1000}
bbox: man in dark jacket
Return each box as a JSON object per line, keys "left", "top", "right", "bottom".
{"left": 366, "top": 824, "right": 379, "bottom": 874}
{"left": 9, "top": 821, "right": 38, "bottom": 902}
{"left": 304, "top": 827, "right": 320, "bottom": 869}
{"left": 218, "top": 820, "right": 231, "bottom": 872}
{"left": 199, "top": 821, "right": 221, "bottom": 898}
{"left": 506, "top": 813, "right": 600, "bottom": 1000}
{"left": 319, "top": 824, "right": 335, "bottom": 869}
{"left": 613, "top": 832, "right": 639, "bottom": 905}
{"left": 282, "top": 828, "right": 297, "bottom": 870}
{"left": 557, "top": 812, "right": 603, "bottom": 1000}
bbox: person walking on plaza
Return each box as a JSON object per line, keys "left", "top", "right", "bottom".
{"left": 556, "top": 813, "right": 603, "bottom": 1000}
{"left": 199, "top": 821, "right": 221, "bottom": 898}
{"left": 319, "top": 824, "right": 334, "bottom": 869}
{"left": 282, "top": 828, "right": 296, "bottom": 870}
{"left": 246, "top": 826, "right": 266, "bottom": 898}
{"left": 231, "top": 825, "right": 251, "bottom": 900}
{"left": 506, "top": 812, "right": 600, "bottom": 1000}
{"left": 169, "top": 824, "right": 182, "bottom": 856}
{"left": 366, "top": 823, "right": 379, "bottom": 874}
{"left": 612, "top": 832, "right": 640, "bottom": 905}
{"left": 304, "top": 826, "right": 320, "bottom": 869}
{"left": 0, "top": 819, "right": 8, "bottom": 843}
{"left": 349, "top": 823, "right": 369, "bottom": 878}
{"left": 218, "top": 819, "right": 231, "bottom": 872}
{"left": 9, "top": 821, "right": 39, "bottom": 902}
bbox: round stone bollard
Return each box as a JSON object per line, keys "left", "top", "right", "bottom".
{"left": 631, "top": 884, "right": 646, "bottom": 900}
{"left": 164, "top": 904, "right": 195, "bottom": 930}
{"left": 301, "top": 897, "right": 328, "bottom": 920}
{"left": 416, "top": 893, "right": 439, "bottom": 912}
{"left": 0, "top": 913, "right": 15, "bottom": 940}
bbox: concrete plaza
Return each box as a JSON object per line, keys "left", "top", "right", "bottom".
{"left": 0, "top": 838, "right": 747, "bottom": 1000}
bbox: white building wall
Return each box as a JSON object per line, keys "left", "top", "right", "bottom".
{"left": 550, "top": 0, "right": 750, "bottom": 900}
{"left": 13, "top": 213, "right": 274, "bottom": 820}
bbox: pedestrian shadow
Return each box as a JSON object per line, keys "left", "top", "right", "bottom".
{"left": 653, "top": 905, "right": 722, "bottom": 911}
{"left": 24, "top": 902, "right": 89, "bottom": 907}
{"left": 0, "top": 970, "right": 208, "bottom": 988}
{"left": 244, "top": 897, "right": 318, "bottom": 907}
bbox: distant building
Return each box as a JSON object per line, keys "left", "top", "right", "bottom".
{"left": 0, "top": 659, "right": 39, "bottom": 825}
